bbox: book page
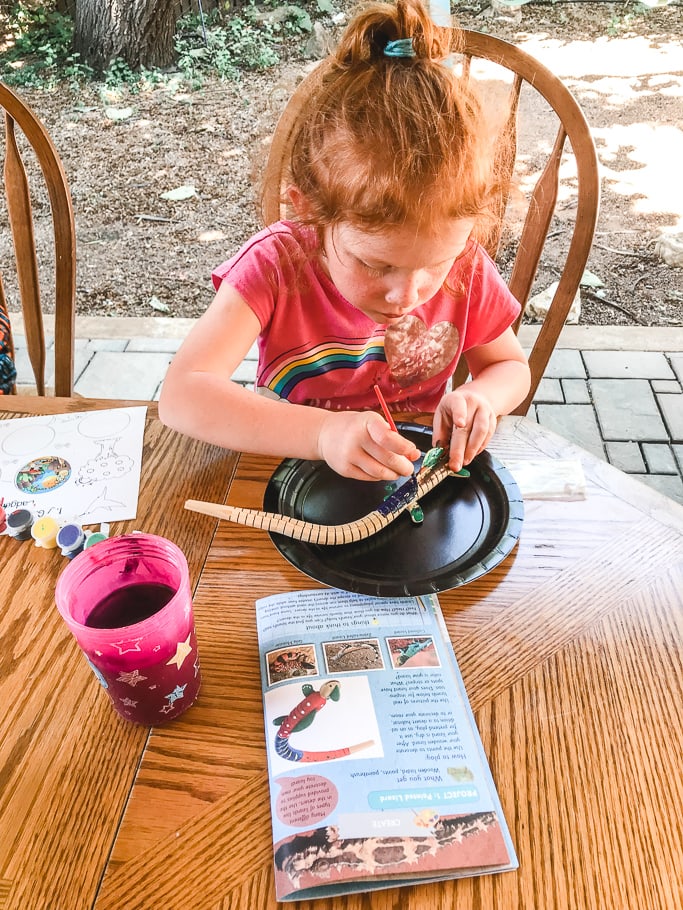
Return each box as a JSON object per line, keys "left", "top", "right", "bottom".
{"left": 256, "top": 588, "right": 517, "bottom": 901}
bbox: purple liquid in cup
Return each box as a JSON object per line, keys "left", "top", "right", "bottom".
{"left": 55, "top": 534, "right": 201, "bottom": 725}
{"left": 85, "top": 582, "right": 176, "bottom": 628}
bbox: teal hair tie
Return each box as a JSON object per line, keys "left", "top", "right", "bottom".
{"left": 384, "top": 38, "right": 416, "bottom": 58}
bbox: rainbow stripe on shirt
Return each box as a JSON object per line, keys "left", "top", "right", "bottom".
{"left": 261, "top": 338, "right": 386, "bottom": 399}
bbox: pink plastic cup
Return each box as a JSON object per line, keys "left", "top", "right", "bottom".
{"left": 55, "top": 533, "right": 201, "bottom": 725}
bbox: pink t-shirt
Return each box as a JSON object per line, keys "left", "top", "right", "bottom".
{"left": 212, "top": 221, "right": 520, "bottom": 413}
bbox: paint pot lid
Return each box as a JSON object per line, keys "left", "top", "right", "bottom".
{"left": 31, "top": 516, "right": 60, "bottom": 541}
{"left": 56, "top": 523, "right": 85, "bottom": 550}
{"left": 7, "top": 508, "right": 34, "bottom": 531}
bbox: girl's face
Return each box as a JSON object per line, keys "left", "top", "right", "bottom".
{"left": 320, "top": 218, "right": 474, "bottom": 324}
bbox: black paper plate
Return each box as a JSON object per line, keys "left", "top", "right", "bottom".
{"left": 263, "top": 423, "right": 523, "bottom": 597}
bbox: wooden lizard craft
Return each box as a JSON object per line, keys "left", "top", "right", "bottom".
{"left": 184, "top": 446, "right": 469, "bottom": 546}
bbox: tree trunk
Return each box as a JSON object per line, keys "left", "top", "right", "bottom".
{"left": 72, "top": 0, "right": 184, "bottom": 72}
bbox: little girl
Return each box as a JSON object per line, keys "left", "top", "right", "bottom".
{"left": 159, "top": 0, "right": 530, "bottom": 481}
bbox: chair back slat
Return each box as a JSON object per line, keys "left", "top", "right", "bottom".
{"left": 261, "top": 62, "right": 331, "bottom": 226}
{"left": 4, "top": 112, "right": 47, "bottom": 394}
{"left": 1, "top": 82, "right": 76, "bottom": 396}
{"left": 485, "top": 72, "right": 523, "bottom": 260}
{"left": 509, "top": 124, "right": 566, "bottom": 314}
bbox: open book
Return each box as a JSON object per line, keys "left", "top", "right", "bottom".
{"left": 256, "top": 588, "right": 518, "bottom": 901}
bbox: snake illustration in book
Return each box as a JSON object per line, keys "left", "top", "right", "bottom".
{"left": 273, "top": 680, "right": 374, "bottom": 762}
{"left": 185, "top": 447, "right": 469, "bottom": 545}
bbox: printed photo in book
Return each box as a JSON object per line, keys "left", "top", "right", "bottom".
{"left": 256, "top": 588, "right": 518, "bottom": 901}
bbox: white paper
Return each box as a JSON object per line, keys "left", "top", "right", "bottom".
{"left": 504, "top": 458, "right": 586, "bottom": 501}
{"left": 0, "top": 406, "right": 147, "bottom": 526}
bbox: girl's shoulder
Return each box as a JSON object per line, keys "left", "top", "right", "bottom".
{"left": 452, "top": 238, "right": 495, "bottom": 270}
{"left": 212, "top": 221, "right": 318, "bottom": 289}
{"left": 237, "top": 220, "right": 317, "bottom": 259}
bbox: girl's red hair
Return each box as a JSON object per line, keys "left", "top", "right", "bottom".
{"left": 288, "top": 0, "right": 498, "bottom": 240}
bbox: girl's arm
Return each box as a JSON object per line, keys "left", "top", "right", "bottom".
{"left": 432, "top": 327, "right": 531, "bottom": 471}
{"left": 158, "top": 282, "right": 420, "bottom": 480}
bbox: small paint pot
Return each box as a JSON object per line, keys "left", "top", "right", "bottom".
{"left": 6, "top": 508, "right": 35, "bottom": 541}
{"left": 0, "top": 502, "right": 6, "bottom": 534}
{"left": 56, "top": 523, "right": 86, "bottom": 559}
{"left": 83, "top": 530, "right": 109, "bottom": 549}
{"left": 31, "top": 516, "right": 60, "bottom": 549}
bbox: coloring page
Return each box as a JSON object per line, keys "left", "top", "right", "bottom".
{"left": 0, "top": 407, "right": 147, "bottom": 526}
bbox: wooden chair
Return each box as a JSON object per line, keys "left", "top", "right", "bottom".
{"left": 261, "top": 30, "right": 600, "bottom": 415}
{"left": 1, "top": 81, "right": 76, "bottom": 396}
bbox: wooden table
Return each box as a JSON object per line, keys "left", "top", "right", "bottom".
{"left": 1, "top": 399, "right": 682, "bottom": 910}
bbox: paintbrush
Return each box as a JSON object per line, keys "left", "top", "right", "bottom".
{"left": 374, "top": 383, "right": 421, "bottom": 485}
{"left": 373, "top": 384, "right": 398, "bottom": 432}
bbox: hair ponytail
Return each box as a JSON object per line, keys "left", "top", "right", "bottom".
{"left": 288, "top": 0, "right": 497, "bottom": 239}
{"left": 334, "top": 0, "right": 453, "bottom": 66}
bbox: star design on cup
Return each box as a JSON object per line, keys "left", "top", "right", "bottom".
{"left": 110, "top": 637, "right": 143, "bottom": 655}
{"left": 166, "top": 633, "right": 193, "bottom": 669}
{"left": 164, "top": 684, "right": 187, "bottom": 705}
{"left": 117, "top": 669, "right": 148, "bottom": 687}
{"left": 120, "top": 697, "right": 138, "bottom": 707}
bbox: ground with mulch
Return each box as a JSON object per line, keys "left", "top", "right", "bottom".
{"left": 1, "top": 2, "right": 681, "bottom": 327}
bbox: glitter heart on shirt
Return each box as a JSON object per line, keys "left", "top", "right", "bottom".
{"left": 384, "top": 316, "right": 460, "bottom": 388}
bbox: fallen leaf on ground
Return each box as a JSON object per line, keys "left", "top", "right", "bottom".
{"left": 105, "top": 107, "right": 134, "bottom": 121}
{"left": 198, "top": 230, "right": 227, "bottom": 242}
{"left": 161, "top": 185, "right": 198, "bottom": 201}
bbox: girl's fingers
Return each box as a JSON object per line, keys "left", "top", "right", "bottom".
{"left": 344, "top": 448, "right": 412, "bottom": 481}
{"left": 320, "top": 411, "right": 420, "bottom": 480}
{"left": 360, "top": 447, "right": 416, "bottom": 480}
{"left": 448, "top": 426, "right": 469, "bottom": 472}
{"left": 367, "top": 416, "right": 420, "bottom": 459}
{"left": 462, "top": 410, "right": 489, "bottom": 460}
{"left": 458, "top": 411, "right": 497, "bottom": 467}
{"left": 365, "top": 418, "right": 420, "bottom": 476}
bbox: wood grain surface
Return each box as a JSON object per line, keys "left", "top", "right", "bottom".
{"left": 102, "top": 416, "right": 683, "bottom": 910}
{"left": 2, "top": 404, "right": 682, "bottom": 910}
{"left": 0, "top": 399, "right": 236, "bottom": 910}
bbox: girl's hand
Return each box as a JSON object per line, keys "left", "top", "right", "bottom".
{"left": 433, "top": 388, "right": 498, "bottom": 472}
{"left": 317, "top": 411, "right": 421, "bottom": 481}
